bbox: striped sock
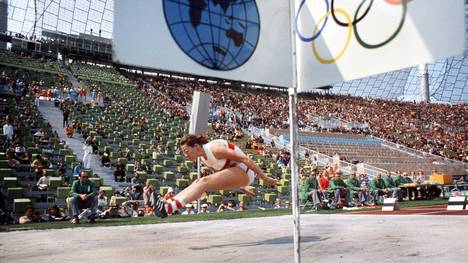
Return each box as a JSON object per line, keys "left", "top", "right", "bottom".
{"left": 165, "top": 197, "right": 185, "bottom": 214}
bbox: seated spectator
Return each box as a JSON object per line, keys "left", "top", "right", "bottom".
{"left": 34, "top": 128, "right": 46, "bottom": 141}
{"left": 13, "top": 142, "right": 29, "bottom": 163}
{"left": 199, "top": 203, "right": 210, "bottom": 213}
{"left": 36, "top": 170, "right": 49, "bottom": 191}
{"left": 383, "top": 171, "right": 403, "bottom": 200}
{"left": 274, "top": 198, "right": 283, "bottom": 209}
{"left": 31, "top": 154, "right": 46, "bottom": 180}
{"left": 318, "top": 171, "right": 330, "bottom": 201}
{"left": 163, "top": 187, "right": 175, "bottom": 201}
{"left": 101, "top": 151, "right": 110, "bottom": 167}
{"left": 182, "top": 204, "right": 195, "bottom": 215}
{"left": 370, "top": 173, "right": 389, "bottom": 205}
{"left": 73, "top": 161, "right": 83, "bottom": 177}
{"left": 329, "top": 173, "right": 351, "bottom": 208}
{"left": 19, "top": 207, "right": 44, "bottom": 224}
{"left": 97, "top": 190, "right": 108, "bottom": 211}
{"left": 217, "top": 202, "right": 235, "bottom": 212}
{"left": 6, "top": 151, "right": 20, "bottom": 169}
{"left": 65, "top": 124, "right": 73, "bottom": 138}
{"left": 45, "top": 205, "right": 68, "bottom": 221}
{"left": 300, "top": 171, "right": 321, "bottom": 209}
{"left": 347, "top": 172, "right": 368, "bottom": 206}
{"left": 143, "top": 181, "right": 155, "bottom": 216}
{"left": 114, "top": 160, "right": 125, "bottom": 182}
{"left": 131, "top": 172, "right": 145, "bottom": 188}
{"left": 70, "top": 171, "right": 97, "bottom": 224}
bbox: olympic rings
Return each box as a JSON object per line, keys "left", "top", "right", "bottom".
{"left": 331, "top": 0, "right": 374, "bottom": 27}
{"left": 296, "top": 0, "right": 413, "bottom": 63}
{"left": 295, "top": 0, "right": 329, "bottom": 42}
{"left": 312, "top": 8, "right": 353, "bottom": 64}
{"left": 353, "top": 0, "right": 407, "bottom": 49}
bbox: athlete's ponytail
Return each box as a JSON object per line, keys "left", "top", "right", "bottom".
{"left": 180, "top": 134, "right": 209, "bottom": 147}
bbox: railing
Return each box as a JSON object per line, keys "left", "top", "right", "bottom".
{"left": 369, "top": 134, "right": 465, "bottom": 165}
{"left": 251, "top": 127, "right": 402, "bottom": 178}
{"left": 308, "top": 115, "right": 369, "bottom": 130}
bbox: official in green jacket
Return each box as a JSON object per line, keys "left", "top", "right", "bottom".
{"left": 70, "top": 171, "right": 97, "bottom": 224}
{"left": 383, "top": 171, "right": 403, "bottom": 200}
{"left": 329, "top": 173, "right": 351, "bottom": 207}
{"left": 371, "top": 173, "right": 388, "bottom": 204}
{"left": 346, "top": 172, "right": 368, "bottom": 205}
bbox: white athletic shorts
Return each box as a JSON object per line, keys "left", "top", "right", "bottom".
{"left": 237, "top": 163, "right": 255, "bottom": 185}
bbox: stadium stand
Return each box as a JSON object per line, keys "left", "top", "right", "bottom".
{"left": 0, "top": 51, "right": 465, "bottom": 225}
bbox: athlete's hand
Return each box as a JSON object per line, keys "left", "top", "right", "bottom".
{"left": 265, "top": 177, "right": 280, "bottom": 186}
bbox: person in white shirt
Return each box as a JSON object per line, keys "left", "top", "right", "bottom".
{"left": 36, "top": 171, "right": 50, "bottom": 190}
{"left": 3, "top": 120, "right": 14, "bottom": 142}
{"left": 83, "top": 140, "right": 93, "bottom": 169}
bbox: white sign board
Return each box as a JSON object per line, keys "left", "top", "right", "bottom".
{"left": 113, "top": 0, "right": 292, "bottom": 88}
{"left": 295, "top": 0, "right": 465, "bottom": 91}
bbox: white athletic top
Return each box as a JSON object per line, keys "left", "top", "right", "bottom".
{"left": 201, "top": 139, "right": 243, "bottom": 171}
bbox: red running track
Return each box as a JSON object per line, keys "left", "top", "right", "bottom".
{"left": 346, "top": 205, "right": 468, "bottom": 216}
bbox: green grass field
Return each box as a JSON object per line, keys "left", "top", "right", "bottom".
{"left": 0, "top": 199, "right": 449, "bottom": 232}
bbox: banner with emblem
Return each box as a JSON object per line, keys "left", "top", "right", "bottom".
{"left": 113, "top": 0, "right": 292, "bottom": 87}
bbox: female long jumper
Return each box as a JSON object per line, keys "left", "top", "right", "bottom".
{"left": 153, "top": 134, "right": 279, "bottom": 217}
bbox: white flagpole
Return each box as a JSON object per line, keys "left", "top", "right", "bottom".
{"left": 288, "top": 0, "right": 301, "bottom": 262}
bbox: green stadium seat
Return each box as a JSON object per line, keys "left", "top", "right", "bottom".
{"left": 117, "top": 158, "right": 127, "bottom": 165}
{"left": 56, "top": 187, "right": 71, "bottom": 199}
{"left": 264, "top": 193, "right": 277, "bottom": 204}
{"left": 111, "top": 196, "right": 128, "bottom": 206}
{"left": 164, "top": 171, "right": 175, "bottom": 181}
{"left": 174, "top": 155, "right": 184, "bottom": 162}
{"left": 45, "top": 169, "right": 56, "bottom": 176}
{"left": 88, "top": 177, "right": 102, "bottom": 188}
{"left": 277, "top": 186, "right": 289, "bottom": 195}
{"left": 283, "top": 173, "right": 291, "bottom": 180}
{"left": 126, "top": 164, "right": 135, "bottom": 172}
{"left": 3, "top": 177, "right": 18, "bottom": 188}
{"left": 184, "top": 160, "right": 194, "bottom": 169}
{"left": 136, "top": 171, "right": 147, "bottom": 181}
{"left": 64, "top": 155, "right": 75, "bottom": 164}
{"left": 189, "top": 172, "right": 198, "bottom": 181}
{"left": 176, "top": 179, "right": 189, "bottom": 188}
{"left": 152, "top": 164, "right": 163, "bottom": 173}
{"left": 0, "top": 168, "right": 13, "bottom": 178}
{"left": 238, "top": 194, "right": 251, "bottom": 203}
{"left": 48, "top": 177, "right": 63, "bottom": 188}
{"left": 13, "top": 198, "right": 32, "bottom": 214}
{"left": 146, "top": 178, "right": 160, "bottom": 188}
{"left": 0, "top": 160, "right": 9, "bottom": 168}
{"left": 281, "top": 179, "right": 290, "bottom": 186}
{"left": 177, "top": 165, "right": 187, "bottom": 173}
{"left": 208, "top": 195, "right": 222, "bottom": 204}
{"left": 7, "top": 187, "right": 24, "bottom": 199}
{"left": 163, "top": 160, "right": 173, "bottom": 167}
{"left": 59, "top": 149, "right": 71, "bottom": 155}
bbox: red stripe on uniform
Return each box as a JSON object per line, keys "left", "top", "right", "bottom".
{"left": 175, "top": 199, "right": 183, "bottom": 209}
